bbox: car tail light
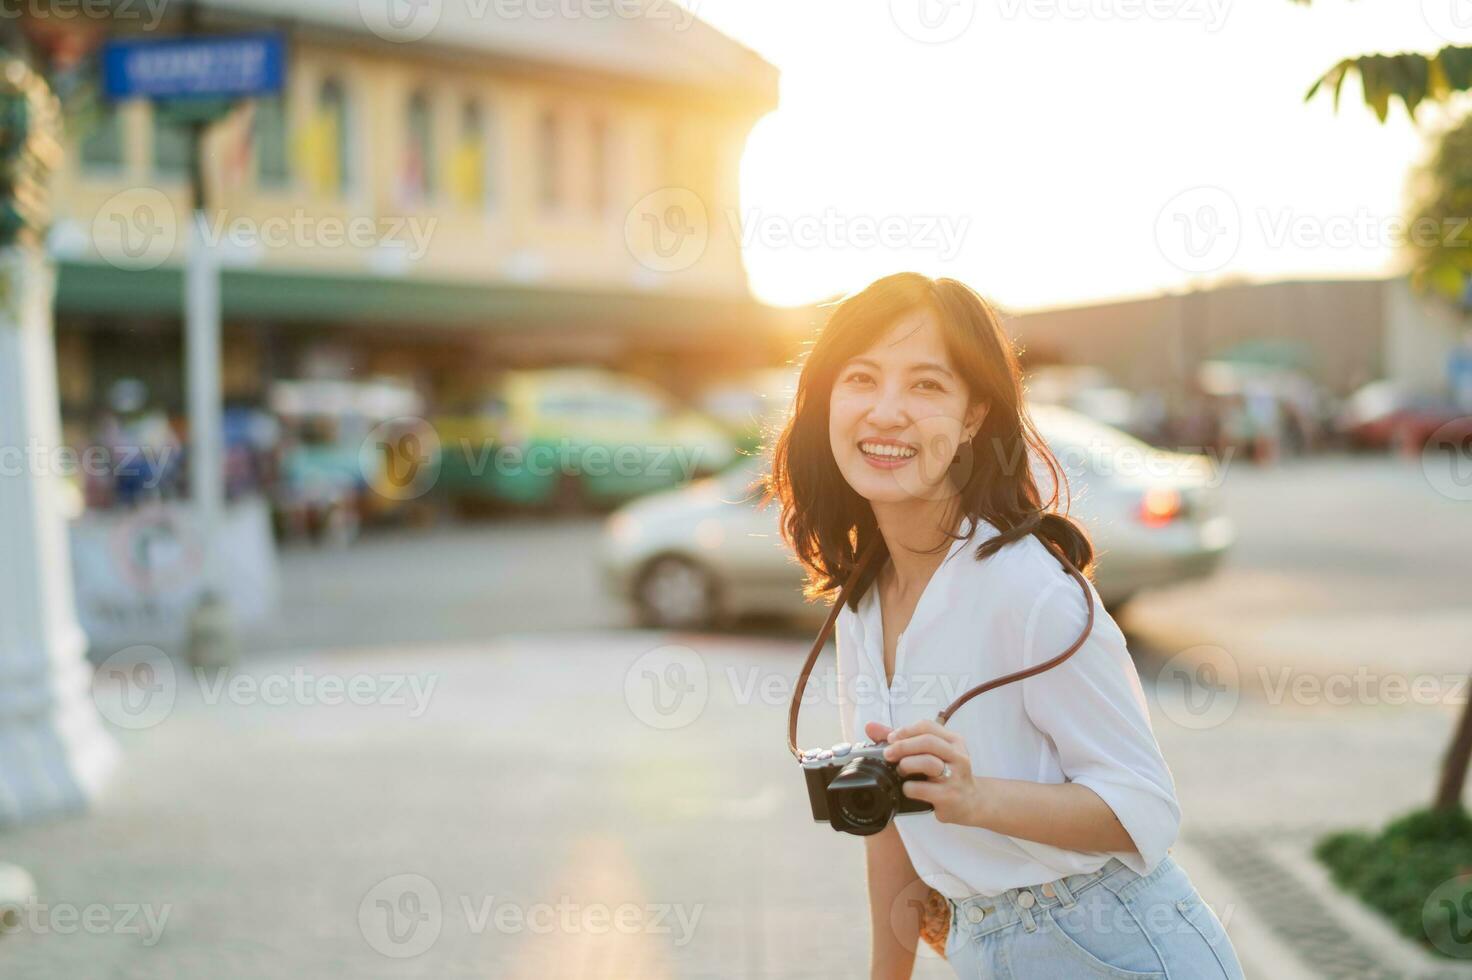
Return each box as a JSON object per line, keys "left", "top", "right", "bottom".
{"left": 1138, "top": 487, "right": 1183, "bottom": 527}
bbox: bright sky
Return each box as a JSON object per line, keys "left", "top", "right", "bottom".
{"left": 683, "top": 0, "right": 1465, "bottom": 311}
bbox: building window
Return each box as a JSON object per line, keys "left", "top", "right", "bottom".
{"left": 151, "top": 106, "right": 191, "bottom": 180}
{"left": 403, "top": 89, "right": 436, "bottom": 205}
{"left": 589, "top": 114, "right": 609, "bottom": 216}
{"left": 450, "top": 99, "right": 490, "bottom": 209}
{"left": 303, "top": 76, "right": 352, "bottom": 196}
{"left": 253, "top": 96, "right": 290, "bottom": 188}
{"left": 538, "top": 109, "right": 560, "bottom": 211}
{"left": 80, "top": 101, "right": 125, "bottom": 173}
{"left": 660, "top": 122, "right": 679, "bottom": 187}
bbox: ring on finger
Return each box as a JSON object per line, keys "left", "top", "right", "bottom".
{"left": 940, "top": 763, "right": 953, "bottom": 780}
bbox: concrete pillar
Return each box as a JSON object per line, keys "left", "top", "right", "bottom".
{"left": 0, "top": 247, "right": 118, "bottom": 824}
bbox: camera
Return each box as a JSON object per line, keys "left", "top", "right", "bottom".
{"left": 800, "top": 739, "right": 932, "bottom": 836}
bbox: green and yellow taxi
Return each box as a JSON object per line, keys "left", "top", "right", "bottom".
{"left": 434, "top": 369, "right": 737, "bottom": 510}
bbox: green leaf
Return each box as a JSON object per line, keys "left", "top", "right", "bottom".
{"left": 1396, "top": 53, "right": 1430, "bottom": 118}
{"left": 1306, "top": 48, "right": 1472, "bottom": 122}
{"left": 1436, "top": 45, "right": 1472, "bottom": 92}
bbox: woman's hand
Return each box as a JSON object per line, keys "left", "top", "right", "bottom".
{"left": 864, "top": 721, "right": 1141, "bottom": 854}
{"left": 864, "top": 720, "right": 985, "bottom": 827}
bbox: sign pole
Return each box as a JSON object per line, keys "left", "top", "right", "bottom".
{"left": 180, "top": 2, "right": 232, "bottom": 668}
{"left": 99, "top": 23, "right": 285, "bottom": 665}
{"left": 184, "top": 135, "right": 232, "bottom": 666}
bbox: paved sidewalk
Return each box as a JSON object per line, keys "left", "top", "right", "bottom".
{"left": 3, "top": 638, "right": 958, "bottom": 979}
{"left": 4, "top": 629, "right": 1454, "bottom": 978}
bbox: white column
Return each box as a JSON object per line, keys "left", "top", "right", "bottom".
{"left": 186, "top": 211, "right": 223, "bottom": 589}
{"left": 0, "top": 247, "right": 118, "bottom": 824}
{"left": 183, "top": 208, "right": 237, "bottom": 668}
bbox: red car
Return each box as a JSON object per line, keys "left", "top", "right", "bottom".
{"left": 1337, "top": 381, "right": 1472, "bottom": 453}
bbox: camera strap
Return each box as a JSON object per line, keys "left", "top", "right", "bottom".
{"left": 786, "top": 527, "right": 1096, "bottom": 760}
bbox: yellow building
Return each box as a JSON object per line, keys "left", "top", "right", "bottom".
{"left": 51, "top": 0, "right": 779, "bottom": 412}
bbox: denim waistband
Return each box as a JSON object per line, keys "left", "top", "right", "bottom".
{"left": 948, "top": 857, "right": 1152, "bottom": 940}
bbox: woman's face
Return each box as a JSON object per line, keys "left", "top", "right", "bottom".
{"left": 828, "top": 307, "right": 987, "bottom": 505}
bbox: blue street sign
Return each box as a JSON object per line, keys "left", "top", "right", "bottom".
{"left": 102, "top": 33, "right": 285, "bottom": 101}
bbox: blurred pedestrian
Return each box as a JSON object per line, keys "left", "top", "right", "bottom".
{"left": 96, "top": 379, "right": 182, "bottom": 508}
{"left": 1449, "top": 327, "right": 1472, "bottom": 414}
{"left": 1243, "top": 385, "right": 1282, "bottom": 465}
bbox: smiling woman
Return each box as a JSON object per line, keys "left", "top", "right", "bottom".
{"left": 764, "top": 273, "right": 1244, "bottom": 980}
{"left": 767, "top": 271, "right": 1089, "bottom": 608}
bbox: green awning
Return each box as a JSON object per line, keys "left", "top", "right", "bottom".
{"left": 55, "top": 261, "right": 771, "bottom": 334}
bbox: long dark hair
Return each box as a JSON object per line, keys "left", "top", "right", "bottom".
{"left": 764, "top": 272, "right": 1094, "bottom": 609}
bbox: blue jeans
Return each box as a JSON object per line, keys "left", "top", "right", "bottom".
{"left": 944, "top": 856, "right": 1244, "bottom": 979}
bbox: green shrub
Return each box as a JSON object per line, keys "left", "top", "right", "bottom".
{"left": 1315, "top": 807, "right": 1472, "bottom": 957}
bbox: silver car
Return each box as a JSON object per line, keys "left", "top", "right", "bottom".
{"left": 599, "top": 404, "right": 1234, "bottom": 628}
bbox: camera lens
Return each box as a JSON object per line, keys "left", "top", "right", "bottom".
{"left": 839, "top": 787, "right": 881, "bottom": 825}
{"left": 827, "top": 757, "right": 901, "bottom": 835}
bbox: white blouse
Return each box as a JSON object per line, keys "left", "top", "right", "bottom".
{"left": 835, "top": 514, "right": 1180, "bottom": 899}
